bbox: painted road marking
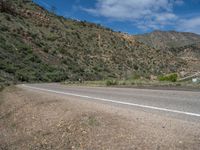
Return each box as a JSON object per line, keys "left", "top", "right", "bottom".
{"left": 22, "top": 84, "right": 200, "bottom": 117}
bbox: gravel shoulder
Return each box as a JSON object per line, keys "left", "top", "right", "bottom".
{"left": 0, "top": 86, "right": 200, "bottom": 150}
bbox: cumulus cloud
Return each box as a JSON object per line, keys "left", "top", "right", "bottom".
{"left": 83, "top": 0, "right": 183, "bottom": 30}
{"left": 178, "top": 17, "right": 200, "bottom": 34}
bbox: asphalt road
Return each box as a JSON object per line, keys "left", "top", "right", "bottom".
{"left": 20, "top": 83, "right": 200, "bottom": 121}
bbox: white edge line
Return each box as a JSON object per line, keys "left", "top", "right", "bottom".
{"left": 21, "top": 84, "right": 200, "bottom": 117}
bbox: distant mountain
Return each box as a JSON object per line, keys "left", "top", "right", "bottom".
{"left": 135, "top": 30, "right": 200, "bottom": 75}
{"left": 136, "top": 30, "right": 200, "bottom": 49}
{"left": 0, "top": 0, "right": 198, "bottom": 85}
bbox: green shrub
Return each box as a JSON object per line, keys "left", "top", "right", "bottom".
{"left": 106, "top": 79, "right": 118, "bottom": 86}
{"left": 16, "top": 72, "right": 30, "bottom": 82}
{"left": 45, "top": 70, "right": 68, "bottom": 82}
{"left": 130, "top": 74, "right": 140, "bottom": 80}
{"left": 0, "top": 85, "right": 4, "bottom": 92}
{"left": 159, "top": 73, "right": 178, "bottom": 82}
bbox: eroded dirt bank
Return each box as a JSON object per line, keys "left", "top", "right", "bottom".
{"left": 0, "top": 87, "right": 200, "bottom": 150}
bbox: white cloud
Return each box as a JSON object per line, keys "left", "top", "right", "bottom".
{"left": 174, "top": 0, "right": 184, "bottom": 5}
{"left": 83, "top": 0, "right": 183, "bottom": 30}
{"left": 178, "top": 17, "right": 200, "bottom": 34}
{"left": 84, "top": 0, "right": 172, "bottom": 20}
{"left": 155, "top": 13, "right": 177, "bottom": 22}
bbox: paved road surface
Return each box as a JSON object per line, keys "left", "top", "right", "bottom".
{"left": 20, "top": 83, "right": 200, "bottom": 121}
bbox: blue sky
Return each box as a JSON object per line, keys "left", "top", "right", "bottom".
{"left": 33, "top": 0, "right": 200, "bottom": 35}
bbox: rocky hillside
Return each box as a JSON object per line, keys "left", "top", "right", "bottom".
{"left": 169, "top": 43, "right": 200, "bottom": 75}
{"left": 0, "top": 0, "right": 195, "bottom": 85}
{"left": 136, "top": 30, "right": 200, "bottom": 49}
{"left": 136, "top": 31, "right": 200, "bottom": 76}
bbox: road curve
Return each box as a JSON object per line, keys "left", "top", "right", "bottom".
{"left": 19, "top": 83, "right": 200, "bottom": 121}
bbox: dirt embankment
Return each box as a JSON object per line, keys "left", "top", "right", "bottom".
{"left": 0, "top": 87, "right": 200, "bottom": 150}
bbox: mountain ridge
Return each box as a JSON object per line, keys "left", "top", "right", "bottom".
{"left": 136, "top": 30, "right": 200, "bottom": 49}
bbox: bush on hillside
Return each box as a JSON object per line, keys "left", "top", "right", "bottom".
{"left": 0, "top": 85, "right": 3, "bottom": 91}
{"left": 106, "top": 79, "right": 118, "bottom": 86}
{"left": 130, "top": 74, "right": 141, "bottom": 80}
{"left": 159, "top": 73, "right": 178, "bottom": 82}
{"left": 0, "top": 0, "right": 17, "bottom": 16}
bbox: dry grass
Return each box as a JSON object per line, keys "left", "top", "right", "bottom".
{"left": 63, "top": 79, "right": 200, "bottom": 90}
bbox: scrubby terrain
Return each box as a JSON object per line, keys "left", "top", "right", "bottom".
{"left": 1, "top": 0, "right": 199, "bottom": 85}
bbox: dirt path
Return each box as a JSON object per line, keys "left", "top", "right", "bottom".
{"left": 0, "top": 87, "right": 200, "bottom": 150}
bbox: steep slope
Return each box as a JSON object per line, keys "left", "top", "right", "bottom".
{"left": 136, "top": 30, "right": 200, "bottom": 49}
{"left": 0, "top": 0, "right": 187, "bottom": 84}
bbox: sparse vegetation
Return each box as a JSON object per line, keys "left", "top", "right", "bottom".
{"left": 87, "top": 115, "right": 100, "bottom": 126}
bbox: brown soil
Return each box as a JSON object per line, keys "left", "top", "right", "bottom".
{"left": 0, "top": 86, "right": 200, "bottom": 150}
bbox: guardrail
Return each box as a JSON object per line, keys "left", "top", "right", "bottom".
{"left": 178, "top": 72, "right": 200, "bottom": 82}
